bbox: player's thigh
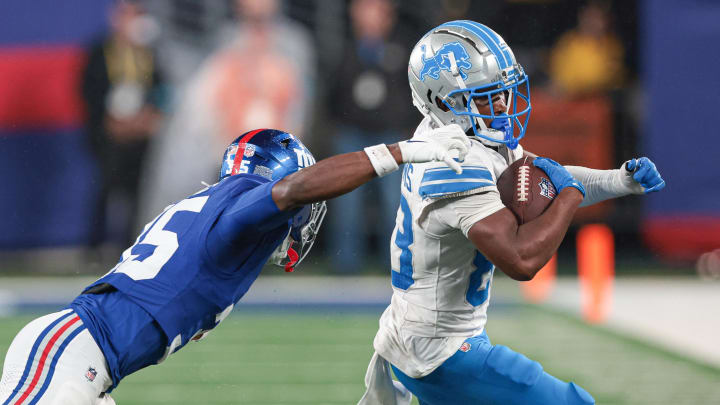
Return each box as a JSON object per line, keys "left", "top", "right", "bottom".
{"left": 476, "top": 344, "right": 594, "bottom": 405}
{"left": 0, "top": 310, "right": 113, "bottom": 405}
{"left": 1, "top": 311, "right": 72, "bottom": 400}
{"left": 391, "top": 335, "right": 495, "bottom": 405}
{"left": 394, "top": 336, "right": 595, "bottom": 405}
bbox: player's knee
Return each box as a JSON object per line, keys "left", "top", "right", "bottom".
{"left": 566, "top": 382, "right": 595, "bottom": 405}
{"left": 483, "top": 344, "right": 543, "bottom": 388}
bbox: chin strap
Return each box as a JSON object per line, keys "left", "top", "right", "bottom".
{"left": 284, "top": 247, "right": 299, "bottom": 272}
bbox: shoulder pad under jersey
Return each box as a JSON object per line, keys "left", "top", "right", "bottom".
{"left": 415, "top": 142, "right": 498, "bottom": 200}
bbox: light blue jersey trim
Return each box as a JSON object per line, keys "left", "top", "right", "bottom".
{"left": 419, "top": 181, "right": 494, "bottom": 198}
{"left": 421, "top": 167, "right": 493, "bottom": 183}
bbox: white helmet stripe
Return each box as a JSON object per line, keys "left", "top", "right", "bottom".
{"left": 471, "top": 21, "right": 514, "bottom": 68}
{"left": 440, "top": 20, "right": 509, "bottom": 69}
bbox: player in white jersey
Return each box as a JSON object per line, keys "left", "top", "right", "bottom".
{"left": 359, "top": 21, "right": 665, "bottom": 405}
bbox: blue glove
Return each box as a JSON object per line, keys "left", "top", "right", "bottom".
{"left": 533, "top": 157, "right": 586, "bottom": 197}
{"left": 625, "top": 157, "right": 665, "bottom": 194}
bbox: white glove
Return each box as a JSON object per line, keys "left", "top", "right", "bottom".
{"left": 398, "top": 124, "right": 470, "bottom": 174}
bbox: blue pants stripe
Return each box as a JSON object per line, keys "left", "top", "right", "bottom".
{"left": 28, "top": 324, "right": 87, "bottom": 405}
{"left": 2, "top": 311, "right": 74, "bottom": 405}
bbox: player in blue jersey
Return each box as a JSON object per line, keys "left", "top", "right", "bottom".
{"left": 0, "top": 127, "right": 470, "bottom": 405}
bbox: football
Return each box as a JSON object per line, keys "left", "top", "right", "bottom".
{"left": 497, "top": 156, "right": 557, "bottom": 224}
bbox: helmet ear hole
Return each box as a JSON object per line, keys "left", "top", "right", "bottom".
{"left": 435, "top": 96, "right": 450, "bottom": 112}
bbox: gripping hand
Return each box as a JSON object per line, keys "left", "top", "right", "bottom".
{"left": 622, "top": 157, "right": 665, "bottom": 194}
{"left": 533, "top": 157, "right": 586, "bottom": 197}
{"left": 398, "top": 124, "right": 470, "bottom": 174}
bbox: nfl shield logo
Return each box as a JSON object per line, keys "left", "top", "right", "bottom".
{"left": 244, "top": 144, "right": 256, "bottom": 157}
{"left": 538, "top": 177, "right": 556, "bottom": 199}
{"left": 85, "top": 367, "right": 97, "bottom": 382}
{"left": 459, "top": 342, "right": 471, "bottom": 352}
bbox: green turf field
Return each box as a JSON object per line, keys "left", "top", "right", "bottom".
{"left": 1, "top": 305, "right": 719, "bottom": 405}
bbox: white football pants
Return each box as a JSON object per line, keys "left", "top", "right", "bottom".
{"left": 0, "top": 309, "right": 115, "bottom": 405}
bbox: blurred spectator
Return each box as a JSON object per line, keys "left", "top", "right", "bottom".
{"left": 326, "top": 0, "right": 415, "bottom": 273}
{"left": 548, "top": 1, "right": 625, "bottom": 96}
{"left": 211, "top": 0, "right": 315, "bottom": 142}
{"left": 143, "top": 0, "right": 230, "bottom": 88}
{"left": 81, "top": 0, "right": 165, "bottom": 251}
{"left": 138, "top": 0, "right": 315, "bottom": 225}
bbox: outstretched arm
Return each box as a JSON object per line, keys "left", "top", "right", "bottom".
{"left": 565, "top": 158, "right": 665, "bottom": 206}
{"left": 272, "top": 125, "right": 470, "bottom": 211}
{"left": 524, "top": 151, "right": 665, "bottom": 206}
{"left": 272, "top": 146, "right": 396, "bottom": 211}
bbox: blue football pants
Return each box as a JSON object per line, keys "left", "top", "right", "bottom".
{"left": 391, "top": 333, "right": 595, "bottom": 405}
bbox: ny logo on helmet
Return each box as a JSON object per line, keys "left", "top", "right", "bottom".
{"left": 419, "top": 42, "right": 472, "bottom": 82}
{"left": 293, "top": 147, "right": 316, "bottom": 169}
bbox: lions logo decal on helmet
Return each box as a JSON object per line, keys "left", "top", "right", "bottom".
{"left": 419, "top": 42, "right": 472, "bottom": 81}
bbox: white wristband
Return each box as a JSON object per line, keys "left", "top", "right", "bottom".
{"left": 364, "top": 144, "right": 399, "bottom": 177}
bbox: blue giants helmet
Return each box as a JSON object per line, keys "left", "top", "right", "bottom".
{"left": 408, "top": 20, "right": 531, "bottom": 149}
{"left": 219, "top": 128, "right": 327, "bottom": 271}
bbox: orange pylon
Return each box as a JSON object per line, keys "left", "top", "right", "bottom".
{"left": 520, "top": 253, "right": 557, "bottom": 303}
{"left": 577, "top": 224, "right": 614, "bottom": 324}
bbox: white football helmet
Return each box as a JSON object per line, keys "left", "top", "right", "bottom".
{"left": 408, "top": 20, "right": 531, "bottom": 149}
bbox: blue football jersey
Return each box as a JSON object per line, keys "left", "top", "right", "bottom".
{"left": 70, "top": 174, "right": 294, "bottom": 388}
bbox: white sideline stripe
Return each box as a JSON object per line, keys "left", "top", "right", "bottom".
{"left": 1, "top": 276, "right": 719, "bottom": 369}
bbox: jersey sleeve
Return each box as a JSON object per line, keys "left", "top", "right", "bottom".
{"left": 209, "top": 179, "right": 295, "bottom": 245}
{"left": 417, "top": 164, "right": 497, "bottom": 199}
{"left": 429, "top": 190, "right": 506, "bottom": 237}
{"left": 416, "top": 140, "right": 499, "bottom": 200}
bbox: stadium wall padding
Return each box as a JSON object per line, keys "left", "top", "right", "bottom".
{"left": 0, "top": 0, "right": 112, "bottom": 248}
{"left": 642, "top": 0, "right": 720, "bottom": 260}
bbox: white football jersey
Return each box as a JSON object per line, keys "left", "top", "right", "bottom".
{"left": 373, "top": 118, "right": 523, "bottom": 378}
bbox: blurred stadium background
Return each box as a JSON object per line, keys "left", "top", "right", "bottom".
{"left": 1, "top": 0, "right": 719, "bottom": 404}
